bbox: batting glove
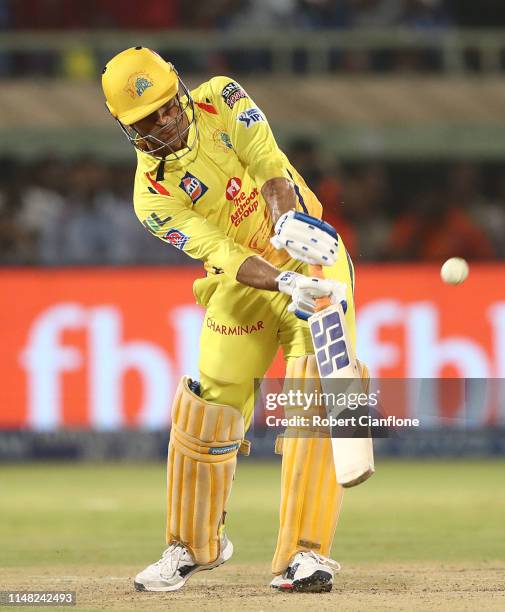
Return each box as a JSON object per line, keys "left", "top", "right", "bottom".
{"left": 277, "top": 271, "right": 347, "bottom": 320}
{"left": 271, "top": 211, "right": 338, "bottom": 266}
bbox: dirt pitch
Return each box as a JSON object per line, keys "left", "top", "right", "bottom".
{"left": 3, "top": 562, "right": 505, "bottom": 612}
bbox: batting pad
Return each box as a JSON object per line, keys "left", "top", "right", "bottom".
{"left": 166, "top": 377, "right": 245, "bottom": 564}
{"left": 272, "top": 355, "right": 344, "bottom": 574}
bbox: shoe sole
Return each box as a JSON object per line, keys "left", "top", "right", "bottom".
{"left": 134, "top": 539, "right": 233, "bottom": 592}
{"left": 273, "top": 570, "right": 333, "bottom": 594}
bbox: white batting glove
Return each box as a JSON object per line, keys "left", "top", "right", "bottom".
{"left": 271, "top": 210, "right": 338, "bottom": 266}
{"left": 276, "top": 271, "right": 347, "bottom": 320}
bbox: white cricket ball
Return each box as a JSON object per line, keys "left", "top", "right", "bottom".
{"left": 440, "top": 257, "right": 469, "bottom": 285}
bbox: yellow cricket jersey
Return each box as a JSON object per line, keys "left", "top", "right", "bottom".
{"left": 133, "top": 76, "right": 322, "bottom": 278}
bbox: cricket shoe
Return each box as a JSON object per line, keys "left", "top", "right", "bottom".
{"left": 270, "top": 551, "right": 341, "bottom": 593}
{"left": 134, "top": 535, "right": 233, "bottom": 592}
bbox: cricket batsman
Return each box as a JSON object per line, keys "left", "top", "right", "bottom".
{"left": 102, "top": 47, "right": 361, "bottom": 594}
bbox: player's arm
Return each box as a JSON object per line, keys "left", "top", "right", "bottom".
{"left": 236, "top": 255, "right": 347, "bottom": 321}
{"left": 261, "top": 177, "right": 297, "bottom": 224}
{"left": 236, "top": 255, "right": 280, "bottom": 290}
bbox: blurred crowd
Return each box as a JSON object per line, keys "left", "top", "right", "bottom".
{"left": 0, "top": 0, "right": 444, "bottom": 29}
{"left": 1, "top": 149, "right": 504, "bottom": 266}
{"left": 290, "top": 142, "right": 505, "bottom": 261}
{"left": 1, "top": 1, "right": 505, "bottom": 77}
{"left": 0, "top": 157, "right": 187, "bottom": 266}
{"left": 1, "top": 0, "right": 498, "bottom": 30}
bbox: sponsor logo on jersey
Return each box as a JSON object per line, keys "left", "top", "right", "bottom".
{"left": 221, "top": 81, "right": 248, "bottom": 109}
{"left": 163, "top": 229, "right": 189, "bottom": 250}
{"left": 124, "top": 72, "right": 153, "bottom": 99}
{"left": 207, "top": 317, "right": 264, "bottom": 335}
{"left": 237, "top": 107, "right": 265, "bottom": 128}
{"left": 229, "top": 186, "right": 260, "bottom": 227}
{"left": 143, "top": 213, "right": 172, "bottom": 234}
{"left": 179, "top": 172, "right": 208, "bottom": 204}
{"left": 225, "top": 177, "right": 242, "bottom": 201}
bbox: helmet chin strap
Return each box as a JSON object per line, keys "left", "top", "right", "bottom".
{"left": 118, "top": 77, "right": 198, "bottom": 161}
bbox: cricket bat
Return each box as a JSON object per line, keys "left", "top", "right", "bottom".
{"left": 308, "top": 264, "right": 375, "bottom": 488}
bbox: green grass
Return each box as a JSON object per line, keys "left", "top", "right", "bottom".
{"left": 1, "top": 460, "right": 504, "bottom": 568}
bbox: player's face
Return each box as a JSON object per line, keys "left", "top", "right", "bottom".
{"left": 131, "top": 94, "right": 190, "bottom": 157}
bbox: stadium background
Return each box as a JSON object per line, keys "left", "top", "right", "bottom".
{"left": 2, "top": 0, "right": 505, "bottom": 452}
{"left": 1, "top": 3, "right": 505, "bottom": 610}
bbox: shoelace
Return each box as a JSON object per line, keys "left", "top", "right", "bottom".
{"left": 305, "top": 550, "right": 341, "bottom": 572}
{"left": 155, "top": 543, "right": 189, "bottom": 576}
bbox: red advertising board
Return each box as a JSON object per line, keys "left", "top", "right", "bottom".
{"left": 1, "top": 264, "right": 504, "bottom": 430}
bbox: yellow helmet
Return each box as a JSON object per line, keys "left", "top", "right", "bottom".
{"left": 102, "top": 46, "right": 179, "bottom": 125}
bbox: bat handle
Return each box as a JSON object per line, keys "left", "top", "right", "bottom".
{"left": 309, "top": 264, "right": 331, "bottom": 312}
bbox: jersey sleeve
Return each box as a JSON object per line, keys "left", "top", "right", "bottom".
{"left": 209, "top": 76, "right": 291, "bottom": 188}
{"left": 135, "top": 189, "right": 254, "bottom": 278}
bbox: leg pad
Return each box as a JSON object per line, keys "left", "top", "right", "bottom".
{"left": 272, "top": 355, "right": 344, "bottom": 574}
{"left": 167, "top": 377, "right": 245, "bottom": 564}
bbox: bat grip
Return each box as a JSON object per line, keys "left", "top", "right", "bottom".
{"left": 309, "top": 264, "right": 331, "bottom": 312}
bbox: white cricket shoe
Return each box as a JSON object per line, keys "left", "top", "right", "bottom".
{"left": 270, "top": 551, "right": 340, "bottom": 593}
{"left": 134, "top": 535, "right": 233, "bottom": 592}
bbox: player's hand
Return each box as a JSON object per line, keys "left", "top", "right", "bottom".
{"left": 270, "top": 211, "right": 338, "bottom": 266}
{"left": 276, "top": 271, "right": 347, "bottom": 320}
